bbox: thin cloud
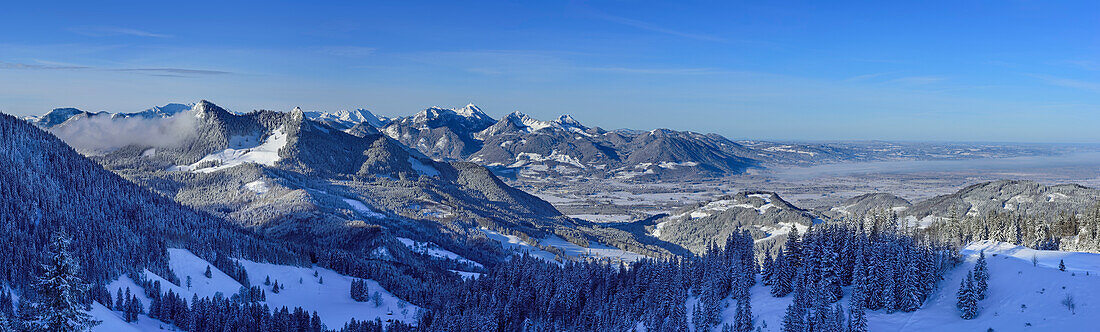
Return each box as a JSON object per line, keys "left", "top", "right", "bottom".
{"left": 889, "top": 75, "right": 948, "bottom": 85}
{"left": 111, "top": 68, "right": 231, "bottom": 75}
{"left": 0, "top": 61, "right": 229, "bottom": 76}
{"left": 1063, "top": 60, "right": 1100, "bottom": 71}
{"left": 576, "top": 5, "right": 724, "bottom": 42}
{"left": 317, "top": 46, "right": 376, "bottom": 57}
{"left": 581, "top": 66, "right": 719, "bottom": 75}
{"left": 844, "top": 72, "right": 893, "bottom": 82}
{"left": 0, "top": 61, "right": 88, "bottom": 70}
{"left": 70, "top": 26, "right": 173, "bottom": 38}
{"left": 1034, "top": 75, "right": 1100, "bottom": 92}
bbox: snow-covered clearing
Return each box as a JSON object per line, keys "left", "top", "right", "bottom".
{"left": 169, "top": 127, "right": 287, "bottom": 173}
{"left": 479, "top": 228, "right": 647, "bottom": 264}
{"left": 407, "top": 157, "right": 440, "bottom": 177}
{"left": 479, "top": 228, "right": 561, "bottom": 264}
{"left": 235, "top": 258, "right": 418, "bottom": 327}
{"left": 396, "top": 237, "right": 483, "bottom": 268}
{"left": 343, "top": 198, "right": 386, "bottom": 219}
{"left": 675, "top": 195, "right": 779, "bottom": 220}
{"left": 243, "top": 180, "right": 270, "bottom": 194}
{"left": 94, "top": 248, "right": 416, "bottom": 330}
{"left": 753, "top": 222, "right": 810, "bottom": 243}
{"left": 539, "top": 235, "right": 648, "bottom": 263}
{"left": 90, "top": 302, "right": 173, "bottom": 332}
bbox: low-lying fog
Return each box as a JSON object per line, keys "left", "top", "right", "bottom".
{"left": 771, "top": 151, "right": 1100, "bottom": 182}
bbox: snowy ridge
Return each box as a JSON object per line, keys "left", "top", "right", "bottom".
{"left": 303, "top": 108, "right": 388, "bottom": 128}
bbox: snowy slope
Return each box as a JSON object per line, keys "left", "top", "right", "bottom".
{"left": 95, "top": 249, "right": 417, "bottom": 330}
{"left": 709, "top": 241, "right": 1100, "bottom": 331}
{"left": 235, "top": 258, "right": 418, "bottom": 327}
{"left": 169, "top": 127, "right": 288, "bottom": 173}
{"left": 90, "top": 303, "right": 175, "bottom": 332}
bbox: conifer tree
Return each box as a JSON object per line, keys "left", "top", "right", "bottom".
{"left": 33, "top": 231, "right": 100, "bottom": 332}
{"left": 973, "top": 251, "right": 989, "bottom": 300}
{"left": 848, "top": 286, "right": 867, "bottom": 332}
{"left": 734, "top": 299, "right": 753, "bottom": 332}
{"left": 781, "top": 302, "right": 805, "bottom": 332}
{"left": 114, "top": 290, "right": 124, "bottom": 314}
{"left": 1059, "top": 259, "right": 1066, "bottom": 271}
{"left": 761, "top": 254, "right": 775, "bottom": 286}
{"left": 956, "top": 272, "right": 979, "bottom": 319}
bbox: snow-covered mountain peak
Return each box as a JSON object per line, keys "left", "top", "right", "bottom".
{"left": 556, "top": 114, "right": 582, "bottom": 126}
{"left": 33, "top": 107, "right": 87, "bottom": 127}
{"left": 192, "top": 100, "right": 223, "bottom": 119}
{"left": 456, "top": 103, "right": 486, "bottom": 118}
{"left": 136, "top": 103, "right": 193, "bottom": 118}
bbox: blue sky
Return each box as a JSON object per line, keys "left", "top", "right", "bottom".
{"left": 1, "top": 1, "right": 1098, "bottom": 142}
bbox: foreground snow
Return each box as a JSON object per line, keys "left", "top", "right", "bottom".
{"left": 94, "top": 248, "right": 416, "bottom": 330}
{"left": 710, "top": 241, "right": 1100, "bottom": 331}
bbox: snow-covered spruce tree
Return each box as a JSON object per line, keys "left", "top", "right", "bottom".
{"left": 734, "top": 298, "right": 753, "bottom": 332}
{"left": 819, "top": 237, "right": 843, "bottom": 303}
{"left": 761, "top": 254, "right": 775, "bottom": 286}
{"left": 832, "top": 303, "right": 845, "bottom": 332}
{"left": 781, "top": 302, "right": 806, "bottom": 332}
{"left": 956, "top": 271, "right": 979, "bottom": 319}
{"left": 973, "top": 251, "right": 989, "bottom": 300}
{"left": 770, "top": 253, "right": 792, "bottom": 297}
{"left": 847, "top": 285, "right": 867, "bottom": 332}
{"left": 32, "top": 231, "right": 100, "bottom": 332}
{"left": 1059, "top": 259, "right": 1066, "bottom": 271}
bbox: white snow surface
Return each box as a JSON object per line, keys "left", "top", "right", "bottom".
{"left": 396, "top": 237, "right": 483, "bottom": 268}
{"left": 407, "top": 157, "right": 441, "bottom": 177}
{"left": 235, "top": 258, "right": 418, "bottom": 327}
{"left": 94, "top": 248, "right": 416, "bottom": 330}
{"left": 479, "top": 228, "right": 561, "bottom": 264}
{"left": 90, "top": 302, "right": 173, "bottom": 332}
{"left": 244, "top": 180, "right": 270, "bottom": 194}
{"left": 169, "top": 127, "right": 288, "bottom": 173}
{"left": 343, "top": 198, "right": 386, "bottom": 219}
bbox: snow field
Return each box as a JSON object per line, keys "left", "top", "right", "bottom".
{"left": 95, "top": 248, "right": 417, "bottom": 330}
